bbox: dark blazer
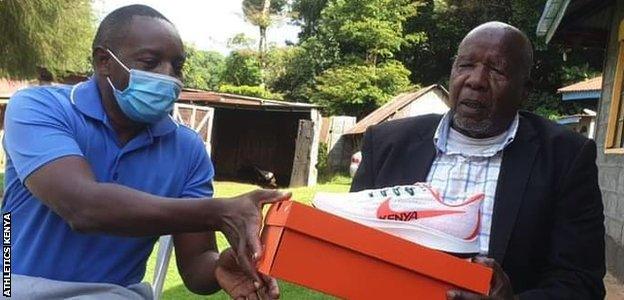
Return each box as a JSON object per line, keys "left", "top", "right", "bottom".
{"left": 351, "top": 111, "right": 606, "bottom": 299}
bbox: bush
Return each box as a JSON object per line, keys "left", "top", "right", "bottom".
{"left": 310, "top": 60, "right": 413, "bottom": 118}
{"left": 316, "top": 142, "right": 329, "bottom": 178}
{"left": 218, "top": 84, "right": 283, "bottom": 100}
{"left": 222, "top": 50, "right": 263, "bottom": 86}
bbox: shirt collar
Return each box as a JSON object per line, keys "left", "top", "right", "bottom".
{"left": 70, "top": 76, "right": 178, "bottom": 137}
{"left": 149, "top": 115, "right": 179, "bottom": 137}
{"left": 433, "top": 112, "right": 519, "bottom": 156}
{"left": 70, "top": 76, "right": 106, "bottom": 121}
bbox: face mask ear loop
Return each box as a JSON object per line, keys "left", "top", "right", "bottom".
{"left": 106, "top": 49, "right": 131, "bottom": 73}
{"left": 106, "top": 77, "right": 119, "bottom": 91}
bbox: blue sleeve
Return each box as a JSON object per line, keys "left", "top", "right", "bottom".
{"left": 4, "top": 88, "right": 84, "bottom": 182}
{"left": 180, "top": 135, "right": 214, "bottom": 199}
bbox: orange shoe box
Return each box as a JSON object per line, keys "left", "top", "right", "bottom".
{"left": 257, "top": 201, "right": 492, "bottom": 299}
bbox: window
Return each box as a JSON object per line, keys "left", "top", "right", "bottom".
{"left": 605, "top": 20, "right": 624, "bottom": 153}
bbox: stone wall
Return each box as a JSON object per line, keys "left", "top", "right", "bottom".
{"left": 596, "top": 0, "right": 624, "bottom": 282}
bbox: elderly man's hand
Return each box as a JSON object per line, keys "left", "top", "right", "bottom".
{"left": 446, "top": 257, "right": 517, "bottom": 300}
{"left": 215, "top": 189, "right": 291, "bottom": 288}
{"left": 216, "top": 247, "right": 280, "bottom": 300}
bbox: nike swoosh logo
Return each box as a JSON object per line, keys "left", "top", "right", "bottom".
{"left": 464, "top": 211, "right": 481, "bottom": 240}
{"left": 376, "top": 198, "right": 464, "bottom": 221}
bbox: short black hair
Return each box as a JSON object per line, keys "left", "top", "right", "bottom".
{"left": 92, "top": 4, "right": 172, "bottom": 52}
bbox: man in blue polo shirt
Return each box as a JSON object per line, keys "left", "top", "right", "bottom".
{"left": 3, "top": 5, "right": 286, "bottom": 299}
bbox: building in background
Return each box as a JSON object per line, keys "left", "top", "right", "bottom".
{"left": 556, "top": 76, "right": 602, "bottom": 138}
{"left": 538, "top": 0, "right": 624, "bottom": 283}
{"left": 332, "top": 85, "right": 449, "bottom": 174}
{"left": 178, "top": 90, "right": 321, "bottom": 187}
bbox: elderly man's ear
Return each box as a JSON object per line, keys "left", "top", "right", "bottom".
{"left": 522, "top": 78, "right": 533, "bottom": 99}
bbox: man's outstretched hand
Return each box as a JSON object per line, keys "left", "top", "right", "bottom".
{"left": 215, "top": 189, "right": 291, "bottom": 291}
{"left": 216, "top": 247, "right": 280, "bottom": 300}
{"left": 447, "top": 257, "right": 517, "bottom": 300}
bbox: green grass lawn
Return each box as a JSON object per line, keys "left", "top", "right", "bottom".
{"left": 144, "top": 176, "right": 352, "bottom": 299}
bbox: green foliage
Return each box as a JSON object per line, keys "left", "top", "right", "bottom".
{"left": 319, "top": 0, "right": 420, "bottom": 63}
{"left": 227, "top": 33, "right": 257, "bottom": 51}
{"left": 218, "top": 84, "right": 283, "bottom": 100}
{"left": 311, "top": 60, "right": 412, "bottom": 117}
{"left": 269, "top": 37, "right": 341, "bottom": 101}
{"left": 0, "top": 0, "right": 95, "bottom": 79}
{"left": 263, "top": 46, "right": 298, "bottom": 88}
{"left": 276, "top": 0, "right": 602, "bottom": 118}
{"left": 182, "top": 45, "right": 225, "bottom": 90}
{"left": 398, "top": 0, "right": 603, "bottom": 116}
{"left": 522, "top": 63, "right": 600, "bottom": 119}
{"left": 243, "top": 0, "right": 289, "bottom": 54}
{"left": 560, "top": 63, "right": 601, "bottom": 85}
{"left": 272, "top": 0, "right": 420, "bottom": 116}
{"left": 316, "top": 142, "right": 329, "bottom": 178}
{"left": 222, "top": 50, "right": 263, "bottom": 86}
{"left": 243, "top": 0, "right": 289, "bottom": 27}
{"left": 291, "top": 0, "right": 328, "bottom": 40}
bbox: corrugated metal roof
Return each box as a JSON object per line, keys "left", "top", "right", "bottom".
{"left": 345, "top": 85, "right": 448, "bottom": 135}
{"left": 537, "top": 0, "right": 612, "bottom": 47}
{"left": 558, "top": 76, "right": 602, "bottom": 93}
{"left": 536, "top": 0, "right": 572, "bottom": 43}
{"left": 556, "top": 113, "right": 595, "bottom": 124}
{"left": 178, "top": 89, "right": 320, "bottom": 111}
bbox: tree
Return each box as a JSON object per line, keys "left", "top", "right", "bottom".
{"left": 182, "top": 45, "right": 225, "bottom": 90}
{"left": 291, "top": 0, "right": 328, "bottom": 40}
{"left": 275, "top": 0, "right": 421, "bottom": 115}
{"left": 263, "top": 46, "right": 298, "bottom": 90}
{"left": 242, "top": 0, "right": 288, "bottom": 56}
{"left": 221, "top": 34, "right": 286, "bottom": 99}
{"left": 227, "top": 33, "right": 257, "bottom": 51}
{"left": 398, "top": 0, "right": 604, "bottom": 117}
{"left": 317, "top": 0, "right": 423, "bottom": 65}
{"left": 268, "top": 23, "right": 343, "bottom": 101}
{"left": 222, "top": 50, "right": 263, "bottom": 86}
{"left": 280, "top": 0, "right": 603, "bottom": 117}
{"left": 0, "top": 0, "right": 94, "bottom": 79}
{"left": 218, "top": 84, "right": 282, "bottom": 99}
{"left": 311, "top": 60, "right": 412, "bottom": 117}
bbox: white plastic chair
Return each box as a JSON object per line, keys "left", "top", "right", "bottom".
{"left": 152, "top": 235, "right": 174, "bottom": 300}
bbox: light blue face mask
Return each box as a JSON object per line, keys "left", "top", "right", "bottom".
{"left": 106, "top": 49, "right": 183, "bottom": 124}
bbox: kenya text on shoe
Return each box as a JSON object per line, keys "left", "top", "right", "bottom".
{"left": 312, "top": 184, "right": 484, "bottom": 255}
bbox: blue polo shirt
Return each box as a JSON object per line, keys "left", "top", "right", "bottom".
{"left": 2, "top": 77, "right": 214, "bottom": 286}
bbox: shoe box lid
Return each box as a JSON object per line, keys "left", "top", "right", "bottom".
{"left": 257, "top": 201, "right": 493, "bottom": 299}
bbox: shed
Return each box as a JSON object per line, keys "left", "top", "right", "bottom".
{"left": 329, "top": 85, "right": 449, "bottom": 172}
{"left": 556, "top": 76, "right": 602, "bottom": 138}
{"left": 555, "top": 111, "right": 597, "bottom": 138}
{"left": 345, "top": 84, "right": 449, "bottom": 136}
{"left": 557, "top": 75, "right": 602, "bottom": 101}
{"left": 178, "top": 90, "right": 322, "bottom": 187}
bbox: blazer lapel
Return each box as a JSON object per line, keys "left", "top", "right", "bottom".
{"left": 406, "top": 137, "right": 437, "bottom": 183}
{"left": 488, "top": 117, "right": 539, "bottom": 263}
{"left": 403, "top": 115, "right": 440, "bottom": 183}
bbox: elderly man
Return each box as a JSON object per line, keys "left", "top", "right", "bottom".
{"left": 352, "top": 22, "right": 605, "bottom": 299}
{"left": 3, "top": 5, "right": 284, "bottom": 299}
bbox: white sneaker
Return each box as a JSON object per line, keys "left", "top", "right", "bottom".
{"left": 312, "top": 183, "right": 484, "bottom": 255}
